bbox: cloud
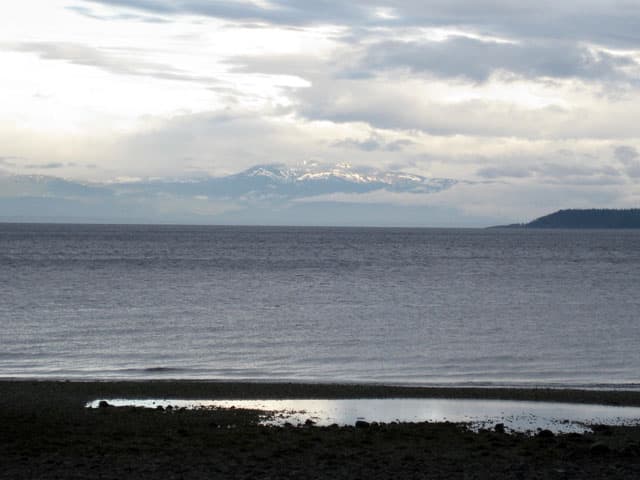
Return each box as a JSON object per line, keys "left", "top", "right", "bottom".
{"left": 295, "top": 74, "right": 640, "bottom": 139}
{"left": 25, "top": 162, "right": 66, "bottom": 169}
{"left": 225, "top": 36, "right": 640, "bottom": 141}
{"left": 615, "top": 145, "right": 640, "bottom": 177}
{"left": 331, "top": 135, "right": 413, "bottom": 152}
{"left": 81, "top": 0, "right": 368, "bottom": 26}
{"left": 66, "top": 5, "right": 169, "bottom": 23}
{"left": 288, "top": 176, "right": 637, "bottom": 225}
{"left": 476, "top": 166, "right": 532, "bottom": 179}
{"left": 0, "top": 156, "right": 17, "bottom": 167}
{"left": 614, "top": 145, "right": 639, "bottom": 162}
{"left": 537, "top": 163, "right": 619, "bottom": 178}
{"left": 477, "top": 162, "right": 622, "bottom": 182}
{"left": 82, "top": 1, "right": 640, "bottom": 49}
{"left": 6, "top": 42, "right": 222, "bottom": 85}
{"left": 423, "top": 180, "right": 634, "bottom": 221}
{"left": 3, "top": 0, "right": 640, "bottom": 226}
{"left": 228, "top": 53, "right": 327, "bottom": 78}
{"left": 359, "top": 37, "right": 639, "bottom": 83}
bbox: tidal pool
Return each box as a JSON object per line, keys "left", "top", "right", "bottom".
{"left": 86, "top": 398, "right": 640, "bottom": 434}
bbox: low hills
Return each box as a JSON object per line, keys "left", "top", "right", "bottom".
{"left": 498, "top": 209, "right": 640, "bottom": 229}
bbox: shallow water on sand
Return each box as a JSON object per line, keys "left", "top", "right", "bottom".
{"left": 2, "top": 224, "right": 640, "bottom": 388}
{"left": 86, "top": 398, "right": 640, "bottom": 434}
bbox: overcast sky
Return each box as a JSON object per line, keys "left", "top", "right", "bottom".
{"left": 1, "top": 1, "right": 640, "bottom": 223}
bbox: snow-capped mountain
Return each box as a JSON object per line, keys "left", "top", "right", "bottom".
{"left": 99, "top": 163, "right": 457, "bottom": 201}
{"left": 0, "top": 163, "right": 457, "bottom": 200}
{"left": 0, "top": 164, "right": 457, "bottom": 200}
{"left": 207, "top": 163, "right": 457, "bottom": 198}
{"left": 0, "top": 164, "right": 464, "bottom": 225}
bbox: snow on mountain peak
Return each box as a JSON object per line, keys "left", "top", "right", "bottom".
{"left": 241, "top": 163, "right": 440, "bottom": 186}
{"left": 232, "top": 163, "right": 459, "bottom": 197}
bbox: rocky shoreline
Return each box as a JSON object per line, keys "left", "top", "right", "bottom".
{"left": 2, "top": 381, "right": 640, "bottom": 479}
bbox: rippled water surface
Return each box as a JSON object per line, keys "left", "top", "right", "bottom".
{"left": 1, "top": 223, "right": 639, "bottom": 388}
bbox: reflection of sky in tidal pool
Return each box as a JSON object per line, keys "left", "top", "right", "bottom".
{"left": 86, "top": 398, "right": 640, "bottom": 434}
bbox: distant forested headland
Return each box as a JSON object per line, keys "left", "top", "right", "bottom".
{"left": 494, "top": 209, "right": 640, "bottom": 229}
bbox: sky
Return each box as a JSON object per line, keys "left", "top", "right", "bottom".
{"left": 1, "top": 1, "right": 640, "bottom": 225}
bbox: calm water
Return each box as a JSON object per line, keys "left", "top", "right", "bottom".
{"left": 86, "top": 398, "right": 640, "bottom": 433}
{"left": 1, "top": 223, "right": 639, "bottom": 388}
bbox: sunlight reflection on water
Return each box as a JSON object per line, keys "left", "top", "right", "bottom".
{"left": 86, "top": 398, "right": 640, "bottom": 434}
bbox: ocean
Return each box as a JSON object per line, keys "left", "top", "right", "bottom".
{"left": 1, "top": 223, "right": 639, "bottom": 389}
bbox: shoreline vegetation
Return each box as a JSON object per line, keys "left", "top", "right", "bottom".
{"left": 3, "top": 381, "right": 640, "bottom": 479}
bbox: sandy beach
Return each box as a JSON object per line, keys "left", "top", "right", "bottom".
{"left": 2, "top": 380, "right": 640, "bottom": 479}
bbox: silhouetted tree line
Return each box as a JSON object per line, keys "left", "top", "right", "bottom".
{"left": 525, "top": 209, "right": 640, "bottom": 228}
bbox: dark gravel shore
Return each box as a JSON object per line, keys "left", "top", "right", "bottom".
{"left": 2, "top": 380, "right": 640, "bottom": 479}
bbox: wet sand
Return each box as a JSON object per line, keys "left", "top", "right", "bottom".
{"left": 2, "top": 380, "right": 640, "bottom": 479}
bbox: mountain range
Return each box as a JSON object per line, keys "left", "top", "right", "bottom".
{"left": 1, "top": 163, "right": 457, "bottom": 199}
{"left": 0, "top": 163, "right": 475, "bottom": 226}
